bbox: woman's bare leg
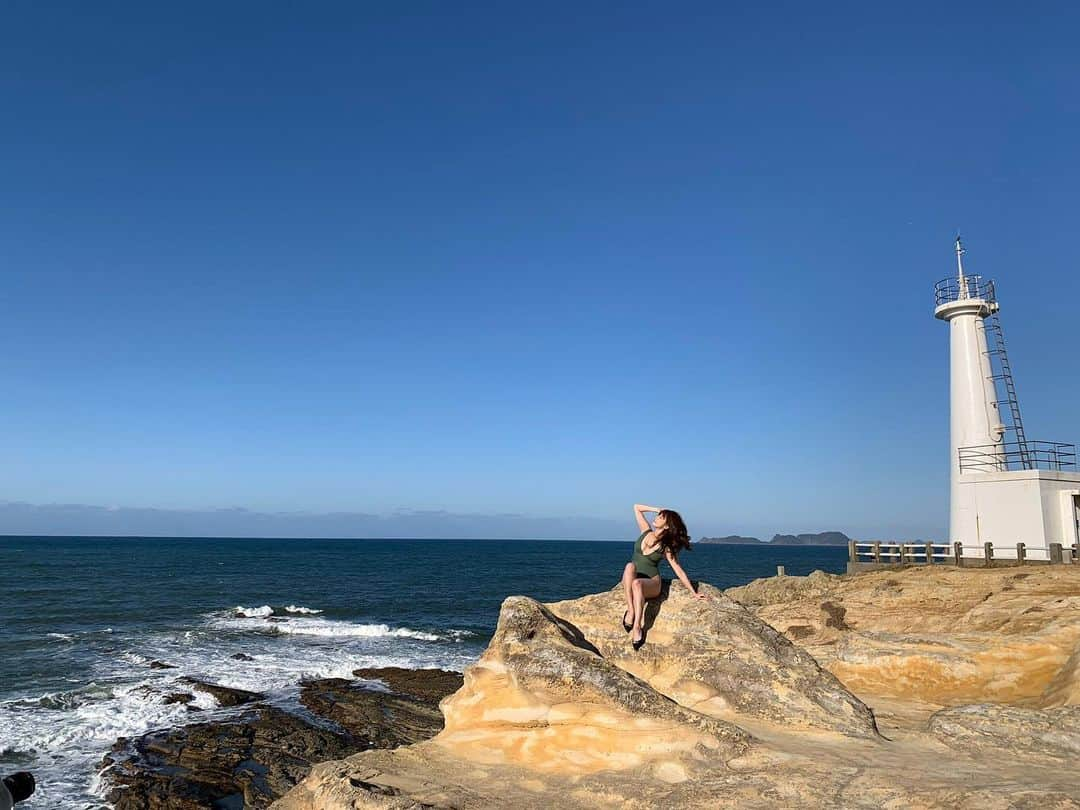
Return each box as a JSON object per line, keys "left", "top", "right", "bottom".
{"left": 631, "top": 575, "right": 662, "bottom": 642}
{"left": 621, "top": 563, "right": 637, "bottom": 623}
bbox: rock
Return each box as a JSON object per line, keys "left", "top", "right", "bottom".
{"left": 546, "top": 580, "right": 878, "bottom": 737}
{"left": 928, "top": 704, "right": 1080, "bottom": 762}
{"left": 100, "top": 670, "right": 461, "bottom": 808}
{"left": 149, "top": 660, "right": 177, "bottom": 670}
{"left": 299, "top": 677, "right": 450, "bottom": 749}
{"left": 178, "top": 678, "right": 264, "bottom": 707}
{"left": 100, "top": 706, "right": 358, "bottom": 809}
{"left": 352, "top": 667, "right": 463, "bottom": 703}
{"left": 727, "top": 566, "right": 1080, "bottom": 710}
{"left": 273, "top": 576, "right": 1080, "bottom": 810}
{"left": 435, "top": 595, "right": 754, "bottom": 771}
{"left": 231, "top": 652, "right": 256, "bottom": 661}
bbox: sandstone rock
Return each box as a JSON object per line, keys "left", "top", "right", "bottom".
{"left": 546, "top": 580, "right": 878, "bottom": 737}
{"left": 928, "top": 704, "right": 1080, "bottom": 762}
{"left": 727, "top": 566, "right": 1080, "bottom": 711}
{"left": 435, "top": 595, "right": 753, "bottom": 774}
{"left": 273, "top": 574, "right": 1080, "bottom": 810}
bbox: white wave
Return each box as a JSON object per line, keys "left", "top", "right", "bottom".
{"left": 234, "top": 605, "right": 274, "bottom": 618}
{"left": 283, "top": 605, "right": 323, "bottom": 614}
{"left": 210, "top": 611, "right": 444, "bottom": 642}
{"left": 266, "top": 618, "right": 441, "bottom": 641}
{"left": 47, "top": 632, "right": 74, "bottom": 641}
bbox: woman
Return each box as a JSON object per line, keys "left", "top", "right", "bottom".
{"left": 621, "top": 504, "right": 705, "bottom": 650}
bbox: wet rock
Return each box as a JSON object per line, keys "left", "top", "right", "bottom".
{"left": 149, "top": 660, "right": 177, "bottom": 670}
{"left": 100, "top": 706, "right": 357, "bottom": 810}
{"left": 300, "top": 672, "right": 458, "bottom": 749}
{"left": 351, "top": 666, "right": 463, "bottom": 704}
{"left": 231, "top": 652, "right": 256, "bottom": 662}
{"left": 100, "top": 669, "right": 462, "bottom": 808}
{"left": 178, "top": 678, "right": 264, "bottom": 707}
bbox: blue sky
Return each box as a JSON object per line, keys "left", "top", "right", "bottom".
{"left": 2, "top": 3, "right": 1077, "bottom": 540}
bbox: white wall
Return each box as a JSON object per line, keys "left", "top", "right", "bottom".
{"left": 954, "top": 470, "right": 1080, "bottom": 561}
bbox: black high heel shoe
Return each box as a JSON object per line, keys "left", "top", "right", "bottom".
{"left": 632, "top": 629, "right": 646, "bottom": 651}
{"left": 621, "top": 611, "right": 633, "bottom": 633}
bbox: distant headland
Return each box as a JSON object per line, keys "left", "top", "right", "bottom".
{"left": 696, "top": 531, "right": 852, "bottom": 546}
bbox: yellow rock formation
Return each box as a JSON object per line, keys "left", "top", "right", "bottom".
{"left": 274, "top": 566, "right": 1080, "bottom": 809}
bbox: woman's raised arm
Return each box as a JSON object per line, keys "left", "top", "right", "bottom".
{"left": 633, "top": 504, "right": 662, "bottom": 533}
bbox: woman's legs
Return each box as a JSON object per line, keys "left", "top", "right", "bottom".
{"left": 630, "top": 575, "right": 661, "bottom": 642}
{"left": 620, "top": 563, "right": 637, "bottom": 624}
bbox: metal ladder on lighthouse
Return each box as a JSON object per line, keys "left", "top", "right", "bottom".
{"left": 984, "top": 296, "right": 1032, "bottom": 470}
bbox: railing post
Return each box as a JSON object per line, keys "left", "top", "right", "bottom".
{"left": 954, "top": 541, "right": 963, "bottom": 567}
{"left": 1016, "top": 542, "right": 1026, "bottom": 564}
{"left": 1049, "top": 543, "right": 1064, "bottom": 565}
{"left": 924, "top": 542, "right": 934, "bottom": 565}
{"left": 984, "top": 542, "right": 994, "bottom": 568}
{"left": 848, "top": 540, "right": 856, "bottom": 563}
{"left": 873, "top": 541, "right": 881, "bottom": 563}
{"left": 897, "top": 543, "right": 906, "bottom": 565}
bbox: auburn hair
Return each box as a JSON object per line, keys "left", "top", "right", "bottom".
{"left": 655, "top": 509, "right": 692, "bottom": 556}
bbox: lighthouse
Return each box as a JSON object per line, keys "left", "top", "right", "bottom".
{"left": 934, "top": 238, "right": 1080, "bottom": 560}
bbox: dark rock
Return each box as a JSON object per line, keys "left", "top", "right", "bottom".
{"left": 300, "top": 671, "right": 459, "bottom": 749}
{"left": 178, "top": 678, "right": 263, "bottom": 707}
{"left": 231, "top": 653, "right": 255, "bottom": 662}
{"left": 149, "top": 661, "right": 177, "bottom": 670}
{"left": 99, "top": 669, "right": 460, "bottom": 809}
{"left": 100, "top": 706, "right": 357, "bottom": 810}
{"left": 351, "top": 666, "right": 463, "bottom": 703}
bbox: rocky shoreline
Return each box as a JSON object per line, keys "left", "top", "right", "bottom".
{"left": 98, "top": 668, "right": 463, "bottom": 808}
{"left": 99, "top": 566, "right": 1080, "bottom": 808}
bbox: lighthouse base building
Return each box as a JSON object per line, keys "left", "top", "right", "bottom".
{"left": 953, "top": 469, "right": 1080, "bottom": 561}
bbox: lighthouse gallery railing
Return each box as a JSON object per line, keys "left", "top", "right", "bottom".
{"left": 934, "top": 275, "right": 996, "bottom": 306}
{"left": 958, "top": 440, "right": 1077, "bottom": 473}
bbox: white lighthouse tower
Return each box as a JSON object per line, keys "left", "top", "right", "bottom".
{"left": 935, "top": 238, "right": 1080, "bottom": 560}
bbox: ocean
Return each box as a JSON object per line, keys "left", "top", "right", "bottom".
{"left": 0, "top": 536, "right": 846, "bottom": 808}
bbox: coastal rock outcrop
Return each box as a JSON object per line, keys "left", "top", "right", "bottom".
{"left": 274, "top": 571, "right": 1080, "bottom": 810}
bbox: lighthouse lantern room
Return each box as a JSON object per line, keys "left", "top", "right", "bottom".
{"left": 934, "top": 238, "right": 1080, "bottom": 561}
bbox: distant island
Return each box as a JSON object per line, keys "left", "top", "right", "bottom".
{"left": 697, "top": 531, "right": 852, "bottom": 547}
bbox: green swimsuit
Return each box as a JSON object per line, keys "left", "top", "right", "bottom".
{"left": 631, "top": 530, "right": 663, "bottom": 578}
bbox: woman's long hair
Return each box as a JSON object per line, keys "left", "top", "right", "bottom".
{"left": 655, "top": 509, "right": 692, "bottom": 556}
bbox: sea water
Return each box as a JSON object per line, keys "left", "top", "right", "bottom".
{"left": 0, "top": 536, "right": 845, "bottom": 808}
